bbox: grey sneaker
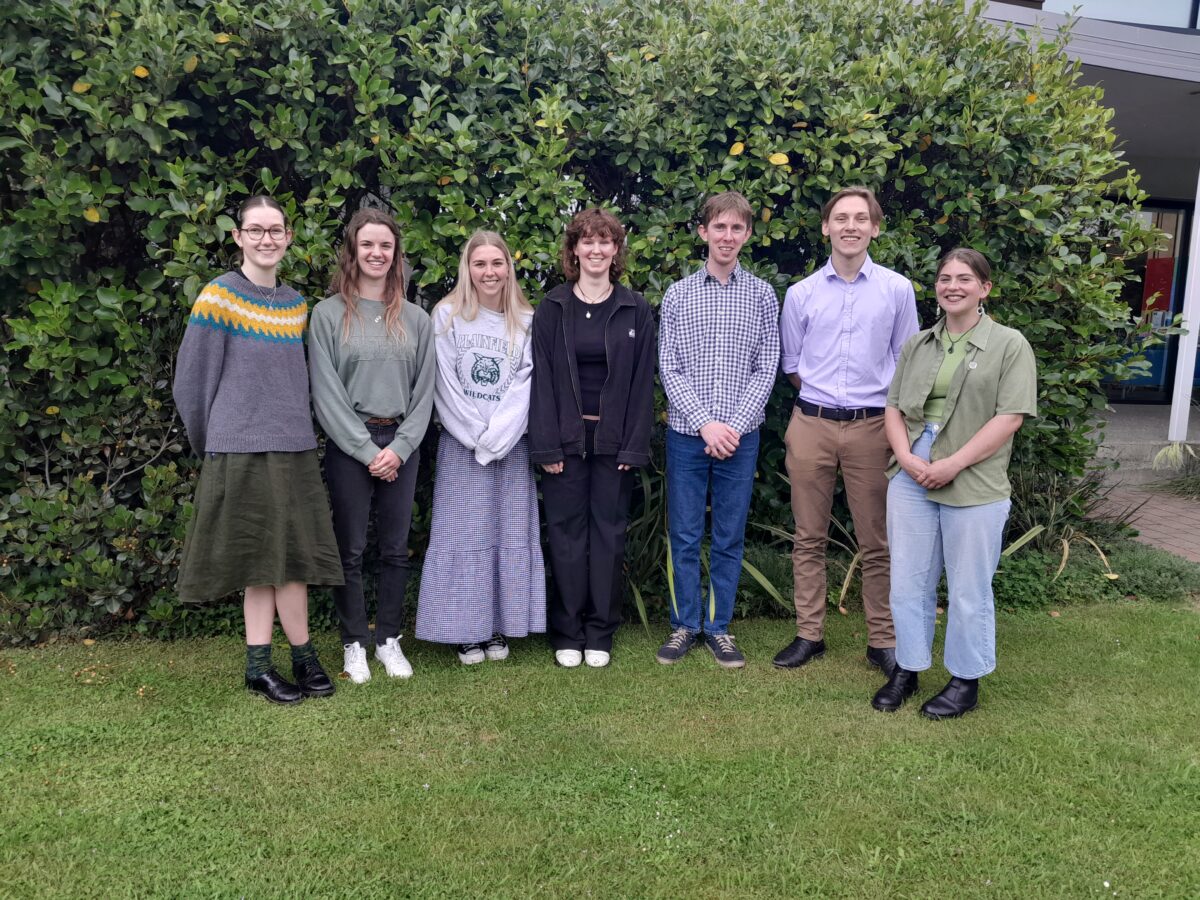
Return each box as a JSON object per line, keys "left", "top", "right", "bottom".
{"left": 656, "top": 628, "right": 698, "bottom": 665}
{"left": 705, "top": 633, "right": 746, "bottom": 669}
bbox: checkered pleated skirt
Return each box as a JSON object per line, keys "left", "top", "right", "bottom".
{"left": 415, "top": 432, "right": 547, "bottom": 644}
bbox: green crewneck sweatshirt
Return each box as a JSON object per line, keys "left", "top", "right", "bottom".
{"left": 308, "top": 294, "right": 435, "bottom": 465}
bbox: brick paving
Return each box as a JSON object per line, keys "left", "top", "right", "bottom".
{"left": 1102, "top": 487, "right": 1200, "bottom": 564}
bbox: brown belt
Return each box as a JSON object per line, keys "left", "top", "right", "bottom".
{"left": 366, "top": 417, "right": 397, "bottom": 426}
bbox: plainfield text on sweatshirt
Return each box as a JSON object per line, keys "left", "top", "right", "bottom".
{"left": 431, "top": 302, "right": 533, "bottom": 466}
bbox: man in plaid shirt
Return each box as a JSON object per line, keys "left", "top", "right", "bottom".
{"left": 656, "top": 191, "right": 780, "bottom": 668}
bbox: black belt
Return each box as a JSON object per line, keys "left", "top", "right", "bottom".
{"left": 795, "top": 399, "right": 884, "bottom": 421}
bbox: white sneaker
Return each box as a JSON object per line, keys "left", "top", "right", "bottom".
{"left": 457, "top": 643, "right": 485, "bottom": 665}
{"left": 584, "top": 649, "right": 611, "bottom": 668}
{"left": 343, "top": 642, "right": 371, "bottom": 684}
{"left": 375, "top": 637, "right": 413, "bottom": 679}
{"left": 555, "top": 649, "right": 583, "bottom": 668}
{"left": 482, "top": 633, "right": 509, "bottom": 661}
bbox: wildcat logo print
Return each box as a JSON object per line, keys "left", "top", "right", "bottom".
{"left": 471, "top": 353, "right": 502, "bottom": 386}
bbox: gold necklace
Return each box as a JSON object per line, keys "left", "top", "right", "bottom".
{"left": 575, "top": 284, "right": 613, "bottom": 319}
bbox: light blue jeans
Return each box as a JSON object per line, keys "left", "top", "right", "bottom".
{"left": 887, "top": 424, "right": 1010, "bottom": 679}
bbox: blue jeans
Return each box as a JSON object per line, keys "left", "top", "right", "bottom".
{"left": 887, "top": 425, "right": 1010, "bottom": 679}
{"left": 666, "top": 427, "right": 760, "bottom": 635}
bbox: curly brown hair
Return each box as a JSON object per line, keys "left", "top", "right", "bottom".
{"left": 560, "top": 208, "right": 627, "bottom": 282}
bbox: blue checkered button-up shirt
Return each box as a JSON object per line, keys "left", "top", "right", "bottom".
{"left": 658, "top": 263, "right": 781, "bottom": 436}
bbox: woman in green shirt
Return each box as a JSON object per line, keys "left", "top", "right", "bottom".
{"left": 871, "top": 249, "right": 1037, "bottom": 719}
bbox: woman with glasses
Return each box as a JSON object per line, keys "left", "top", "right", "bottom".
{"left": 174, "top": 195, "right": 343, "bottom": 705}
{"left": 309, "top": 208, "right": 435, "bottom": 684}
{"left": 871, "top": 248, "right": 1037, "bottom": 719}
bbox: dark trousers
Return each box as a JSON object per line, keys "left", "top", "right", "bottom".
{"left": 324, "top": 422, "right": 420, "bottom": 647}
{"left": 541, "top": 424, "right": 634, "bottom": 652}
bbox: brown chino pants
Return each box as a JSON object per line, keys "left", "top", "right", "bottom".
{"left": 784, "top": 409, "right": 895, "bottom": 646}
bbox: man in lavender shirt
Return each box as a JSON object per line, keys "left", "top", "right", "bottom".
{"left": 774, "top": 186, "right": 919, "bottom": 675}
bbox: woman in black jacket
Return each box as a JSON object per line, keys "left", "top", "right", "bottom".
{"left": 530, "top": 208, "right": 656, "bottom": 668}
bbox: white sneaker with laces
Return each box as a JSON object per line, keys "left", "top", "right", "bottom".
{"left": 375, "top": 636, "right": 414, "bottom": 679}
{"left": 555, "top": 649, "right": 583, "bottom": 668}
{"left": 457, "top": 643, "right": 485, "bottom": 665}
{"left": 584, "top": 649, "right": 610, "bottom": 668}
{"left": 343, "top": 642, "right": 371, "bottom": 684}
{"left": 482, "top": 633, "right": 509, "bottom": 661}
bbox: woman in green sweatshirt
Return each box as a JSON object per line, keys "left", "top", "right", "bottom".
{"left": 309, "top": 209, "right": 436, "bottom": 684}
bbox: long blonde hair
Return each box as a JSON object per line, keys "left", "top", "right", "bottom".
{"left": 329, "top": 208, "right": 408, "bottom": 342}
{"left": 436, "top": 231, "right": 532, "bottom": 347}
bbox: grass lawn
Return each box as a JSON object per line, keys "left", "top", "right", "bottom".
{"left": 3, "top": 604, "right": 1199, "bottom": 899}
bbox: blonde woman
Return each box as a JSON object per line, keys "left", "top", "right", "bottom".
{"left": 309, "top": 208, "right": 435, "bottom": 683}
{"left": 416, "top": 231, "right": 545, "bottom": 663}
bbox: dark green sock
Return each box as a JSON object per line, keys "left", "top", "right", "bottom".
{"left": 290, "top": 641, "right": 318, "bottom": 666}
{"left": 246, "top": 644, "right": 273, "bottom": 680}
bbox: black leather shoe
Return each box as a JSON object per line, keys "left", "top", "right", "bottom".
{"left": 772, "top": 637, "right": 826, "bottom": 669}
{"left": 871, "top": 668, "right": 918, "bottom": 712}
{"left": 293, "top": 658, "right": 335, "bottom": 698}
{"left": 865, "top": 645, "right": 898, "bottom": 678}
{"left": 920, "top": 677, "right": 979, "bottom": 720}
{"left": 246, "top": 668, "right": 303, "bottom": 704}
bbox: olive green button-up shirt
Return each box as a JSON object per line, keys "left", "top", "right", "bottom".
{"left": 886, "top": 314, "right": 1037, "bottom": 507}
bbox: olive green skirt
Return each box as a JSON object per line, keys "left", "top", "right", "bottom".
{"left": 177, "top": 451, "right": 344, "bottom": 603}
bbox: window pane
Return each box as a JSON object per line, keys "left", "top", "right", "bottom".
{"left": 1041, "top": 0, "right": 1192, "bottom": 28}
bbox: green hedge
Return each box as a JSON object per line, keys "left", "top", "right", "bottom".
{"left": 0, "top": 0, "right": 1157, "bottom": 642}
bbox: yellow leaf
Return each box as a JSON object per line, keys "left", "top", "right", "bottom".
{"left": 761, "top": 208, "right": 772, "bottom": 223}
{"left": 936, "top": 214, "right": 949, "bottom": 224}
{"left": 371, "top": 135, "right": 380, "bottom": 145}
{"left": 214, "top": 33, "right": 232, "bottom": 44}
{"left": 792, "top": 121, "right": 808, "bottom": 129}
{"left": 72, "top": 80, "right": 92, "bottom": 94}
{"left": 729, "top": 141, "right": 745, "bottom": 156}
{"left": 768, "top": 152, "right": 789, "bottom": 166}
{"left": 132, "top": 65, "right": 149, "bottom": 78}
{"left": 643, "top": 52, "right": 656, "bottom": 61}
{"left": 45, "top": 406, "right": 60, "bottom": 415}
{"left": 183, "top": 55, "right": 199, "bottom": 73}
{"left": 83, "top": 207, "right": 101, "bottom": 223}
{"left": 1025, "top": 92, "right": 1037, "bottom": 104}
{"left": 534, "top": 118, "right": 548, "bottom": 127}
{"left": 82, "top": 638, "right": 96, "bottom": 645}
{"left": 514, "top": 250, "right": 523, "bottom": 260}
{"left": 437, "top": 175, "right": 451, "bottom": 186}
{"left": 1103, "top": 573, "right": 1120, "bottom": 580}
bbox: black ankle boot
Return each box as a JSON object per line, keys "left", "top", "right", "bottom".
{"left": 871, "top": 668, "right": 919, "bottom": 712}
{"left": 920, "top": 676, "right": 979, "bottom": 720}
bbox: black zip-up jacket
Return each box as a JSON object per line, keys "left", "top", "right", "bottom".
{"left": 530, "top": 282, "right": 656, "bottom": 467}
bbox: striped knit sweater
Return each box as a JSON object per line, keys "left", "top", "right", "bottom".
{"left": 173, "top": 270, "right": 318, "bottom": 454}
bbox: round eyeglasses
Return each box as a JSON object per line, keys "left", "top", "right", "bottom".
{"left": 240, "top": 225, "right": 287, "bottom": 241}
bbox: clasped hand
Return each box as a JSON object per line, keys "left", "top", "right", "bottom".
{"left": 902, "top": 453, "right": 961, "bottom": 490}
{"left": 368, "top": 447, "right": 401, "bottom": 482}
{"left": 699, "top": 421, "right": 740, "bottom": 460}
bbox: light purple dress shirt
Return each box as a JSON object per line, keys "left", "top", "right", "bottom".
{"left": 780, "top": 255, "right": 919, "bottom": 409}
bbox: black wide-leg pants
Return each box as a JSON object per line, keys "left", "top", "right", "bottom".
{"left": 541, "top": 424, "right": 634, "bottom": 653}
